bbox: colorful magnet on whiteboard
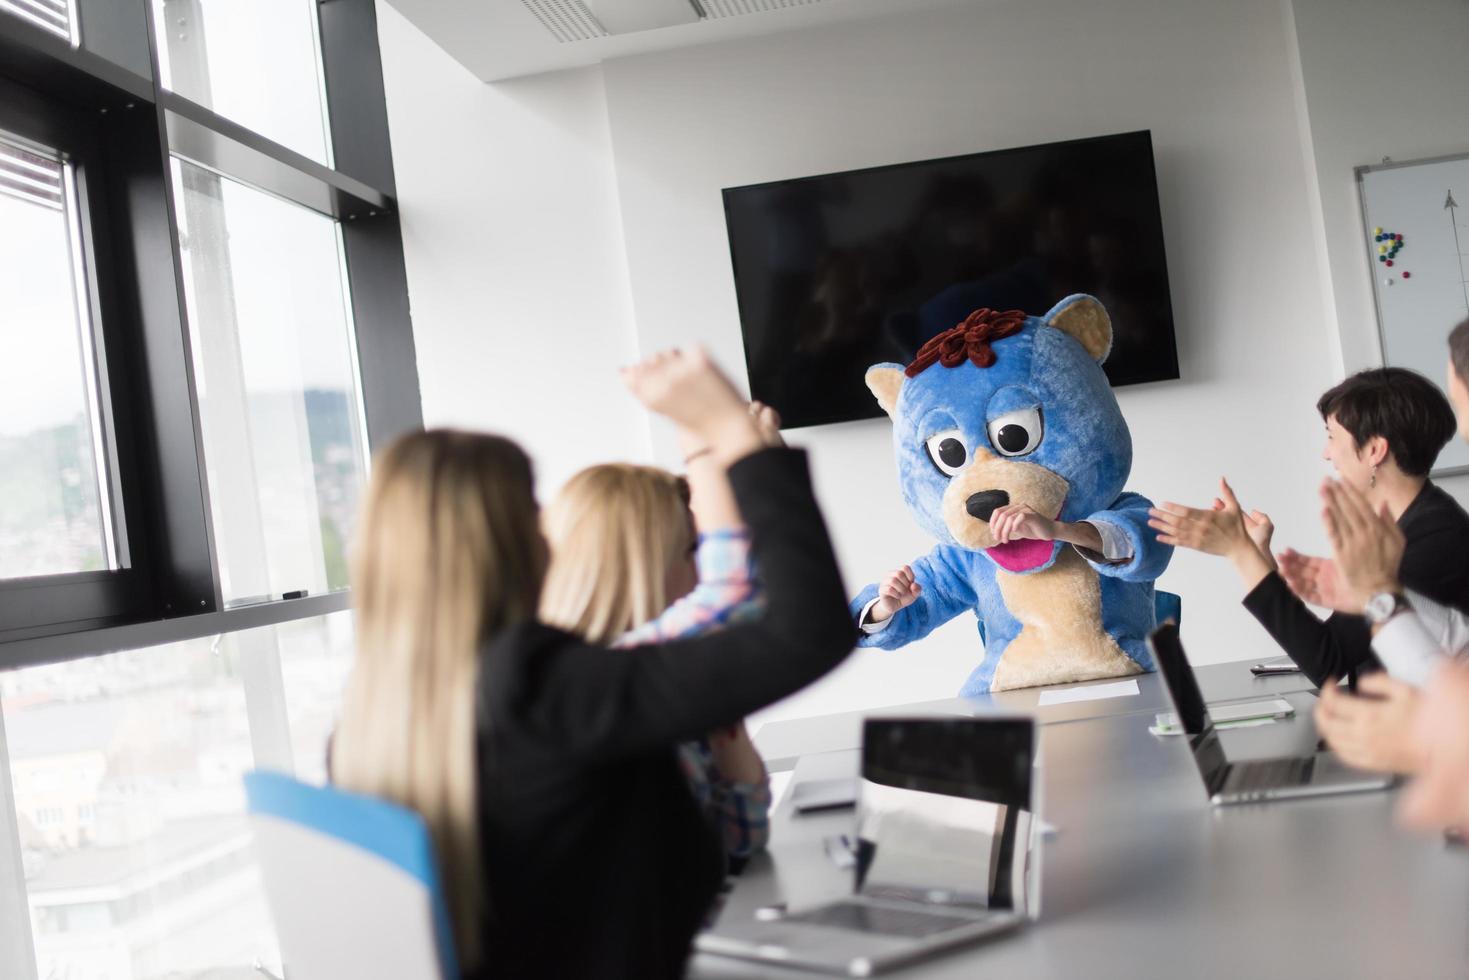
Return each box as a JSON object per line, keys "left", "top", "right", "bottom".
{"left": 1385, "top": 278, "right": 1394, "bottom": 286}
{"left": 1386, "top": 260, "right": 1394, "bottom": 267}
{"left": 1379, "top": 255, "right": 1386, "bottom": 262}
{"left": 1375, "top": 227, "right": 1384, "bottom": 235}
{"left": 1380, "top": 244, "right": 1388, "bottom": 253}
{"left": 1403, "top": 271, "right": 1411, "bottom": 279}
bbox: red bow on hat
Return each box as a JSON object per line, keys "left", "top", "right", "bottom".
{"left": 905, "top": 308, "right": 1027, "bottom": 378}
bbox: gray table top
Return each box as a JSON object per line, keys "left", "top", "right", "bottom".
{"left": 700, "top": 662, "right": 1469, "bottom": 979}
{"left": 753, "top": 661, "right": 1319, "bottom": 771}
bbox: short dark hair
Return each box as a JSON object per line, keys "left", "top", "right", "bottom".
{"left": 1316, "top": 367, "right": 1456, "bottom": 477}
{"left": 1450, "top": 317, "right": 1469, "bottom": 386}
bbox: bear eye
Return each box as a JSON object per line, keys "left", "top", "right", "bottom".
{"left": 924, "top": 428, "right": 968, "bottom": 477}
{"left": 987, "top": 407, "right": 1043, "bottom": 458}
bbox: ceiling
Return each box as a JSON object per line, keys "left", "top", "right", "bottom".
{"left": 386, "top": 0, "right": 974, "bottom": 82}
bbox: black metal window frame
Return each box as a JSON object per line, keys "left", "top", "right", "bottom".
{"left": 0, "top": 0, "right": 420, "bottom": 671}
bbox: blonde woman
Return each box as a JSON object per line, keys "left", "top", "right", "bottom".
{"left": 540, "top": 405, "right": 783, "bottom": 868}
{"left": 331, "top": 349, "right": 854, "bottom": 980}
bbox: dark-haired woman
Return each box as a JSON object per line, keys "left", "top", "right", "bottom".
{"left": 1147, "top": 367, "right": 1469, "bottom": 686}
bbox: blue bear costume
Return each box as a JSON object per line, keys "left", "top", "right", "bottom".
{"left": 852, "top": 295, "right": 1174, "bottom": 695}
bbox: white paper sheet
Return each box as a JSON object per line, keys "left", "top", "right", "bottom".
{"left": 1036, "top": 678, "right": 1140, "bottom": 706}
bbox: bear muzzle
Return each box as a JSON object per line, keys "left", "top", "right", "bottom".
{"left": 965, "top": 490, "right": 1010, "bottom": 522}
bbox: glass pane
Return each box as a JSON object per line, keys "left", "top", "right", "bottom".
{"left": 0, "top": 0, "right": 73, "bottom": 42}
{"left": 153, "top": 0, "right": 331, "bottom": 165}
{"left": 1, "top": 611, "right": 356, "bottom": 980}
{"left": 0, "top": 136, "right": 113, "bottom": 580}
{"left": 172, "top": 159, "right": 368, "bottom": 606}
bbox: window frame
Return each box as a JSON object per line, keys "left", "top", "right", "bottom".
{"left": 0, "top": 0, "right": 421, "bottom": 669}
{"left": 0, "top": 74, "right": 155, "bottom": 641}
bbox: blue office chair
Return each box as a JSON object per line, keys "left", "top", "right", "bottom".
{"left": 244, "top": 770, "right": 460, "bottom": 980}
{"left": 1155, "top": 590, "right": 1182, "bottom": 628}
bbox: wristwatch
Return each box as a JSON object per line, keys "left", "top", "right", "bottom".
{"left": 1363, "top": 591, "right": 1410, "bottom": 625}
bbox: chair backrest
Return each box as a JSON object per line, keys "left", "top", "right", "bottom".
{"left": 1155, "top": 590, "right": 1182, "bottom": 628}
{"left": 244, "top": 770, "right": 459, "bottom": 980}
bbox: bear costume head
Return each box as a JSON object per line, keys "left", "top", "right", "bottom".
{"left": 866, "top": 294, "right": 1128, "bottom": 573}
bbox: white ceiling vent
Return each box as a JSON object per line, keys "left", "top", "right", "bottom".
{"left": 518, "top": 0, "right": 608, "bottom": 42}
{"left": 695, "top": 0, "right": 826, "bottom": 17}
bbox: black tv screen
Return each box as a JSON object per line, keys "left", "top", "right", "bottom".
{"left": 722, "top": 130, "right": 1180, "bottom": 429}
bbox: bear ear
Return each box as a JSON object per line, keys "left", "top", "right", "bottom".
{"left": 865, "top": 364, "right": 905, "bottom": 417}
{"left": 1043, "top": 294, "right": 1113, "bottom": 364}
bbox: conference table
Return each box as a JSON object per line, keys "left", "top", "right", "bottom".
{"left": 691, "top": 663, "right": 1469, "bottom": 979}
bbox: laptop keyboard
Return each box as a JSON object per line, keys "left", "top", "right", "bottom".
{"left": 1226, "top": 756, "right": 1314, "bottom": 793}
{"left": 783, "top": 901, "right": 980, "bottom": 939}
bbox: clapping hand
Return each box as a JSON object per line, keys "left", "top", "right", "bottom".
{"left": 1319, "top": 478, "right": 1405, "bottom": 606}
{"left": 1278, "top": 549, "right": 1359, "bottom": 613}
{"left": 623, "top": 348, "right": 762, "bottom": 462}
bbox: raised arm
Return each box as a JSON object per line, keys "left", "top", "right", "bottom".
{"left": 496, "top": 447, "right": 854, "bottom": 757}
{"left": 486, "top": 349, "right": 854, "bottom": 759}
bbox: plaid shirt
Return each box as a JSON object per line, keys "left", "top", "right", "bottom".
{"left": 616, "top": 529, "right": 770, "bottom": 861}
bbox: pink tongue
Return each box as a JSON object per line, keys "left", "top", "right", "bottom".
{"left": 986, "top": 538, "right": 1058, "bottom": 572}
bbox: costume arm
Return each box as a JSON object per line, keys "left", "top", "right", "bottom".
{"left": 849, "top": 546, "right": 978, "bottom": 649}
{"left": 1076, "top": 492, "right": 1174, "bottom": 582}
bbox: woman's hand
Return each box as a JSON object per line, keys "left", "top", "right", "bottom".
{"left": 1315, "top": 673, "right": 1424, "bottom": 775}
{"left": 1401, "top": 663, "right": 1469, "bottom": 833}
{"left": 1148, "top": 479, "right": 1253, "bottom": 558}
{"left": 1278, "top": 549, "right": 1362, "bottom": 613}
{"left": 623, "top": 348, "right": 762, "bottom": 463}
{"left": 750, "top": 400, "right": 785, "bottom": 448}
{"left": 1320, "top": 478, "right": 1405, "bottom": 603}
{"left": 708, "top": 722, "right": 767, "bottom": 785}
{"left": 988, "top": 502, "right": 1058, "bottom": 545}
{"left": 1242, "top": 509, "right": 1274, "bottom": 558}
{"left": 1148, "top": 479, "right": 1274, "bottom": 588}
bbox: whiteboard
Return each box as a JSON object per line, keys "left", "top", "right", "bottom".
{"left": 1358, "top": 153, "right": 1469, "bottom": 475}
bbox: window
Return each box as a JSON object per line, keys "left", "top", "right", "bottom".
{"left": 152, "top": 0, "right": 332, "bottom": 165}
{"left": 171, "top": 160, "right": 370, "bottom": 606}
{"left": 0, "top": 0, "right": 74, "bottom": 43}
{"left": 0, "top": 135, "right": 116, "bottom": 582}
{"left": 0, "top": 6, "right": 415, "bottom": 976}
{"left": 2, "top": 611, "right": 355, "bottom": 980}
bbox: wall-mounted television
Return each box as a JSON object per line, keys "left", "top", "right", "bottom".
{"left": 722, "top": 130, "right": 1180, "bottom": 429}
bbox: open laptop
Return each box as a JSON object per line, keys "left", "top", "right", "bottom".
{"left": 1148, "top": 623, "right": 1391, "bottom": 805}
{"left": 697, "top": 716, "right": 1039, "bottom": 976}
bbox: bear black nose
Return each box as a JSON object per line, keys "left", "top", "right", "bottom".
{"left": 966, "top": 490, "right": 1010, "bottom": 522}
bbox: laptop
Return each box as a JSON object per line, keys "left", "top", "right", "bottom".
{"left": 1148, "top": 623, "right": 1392, "bottom": 805}
{"left": 697, "top": 716, "right": 1039, "bottom": 976}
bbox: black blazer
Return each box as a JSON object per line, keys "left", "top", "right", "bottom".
{"left": 471, "top": 448, "right": 855, "bottom": 979}
{"left": 1242, "top": 482, "right": 1469, "bottom": 686}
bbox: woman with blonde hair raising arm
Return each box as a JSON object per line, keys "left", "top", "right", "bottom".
{"left": 331, "top": 350, "right": 854, "bottom": 979}
{"left": 541, "top": 404, "right": 783, "bottom": 868}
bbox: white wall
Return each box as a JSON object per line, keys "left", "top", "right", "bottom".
{"left": 1289, "top": 0, "right": 1469, "bottom": 504}
{"left": 379, "top": 0, "right": 1420, "bottom": 728}
{"left": 599, "top": 0, "right": 1343, "bottom": 724}
{"left": 376, "top": 2, "right": 650, "bottom": 494}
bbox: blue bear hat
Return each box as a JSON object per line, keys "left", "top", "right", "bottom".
{"left": 868, "top": 295, "right": 1129, "bottom": 572}
{"left": 854, "top": 294, "right": 1173, "bottom": 694}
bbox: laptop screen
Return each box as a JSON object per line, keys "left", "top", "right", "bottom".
{"left": 855, "top": 717, "right": 1038, "bottom": 916}
{"left": 1148, "top": 622, "right": 1213, "bottom": 734}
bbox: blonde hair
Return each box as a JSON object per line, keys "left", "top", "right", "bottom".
{"left": 539, "top": 464, "right": 693, "bottom": 645}
{"left": 331, "top": 430, "right": 545, "bottom": 972}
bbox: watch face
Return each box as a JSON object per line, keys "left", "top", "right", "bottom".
{"left": 1366, "top": 593, "right": 1396, "bottom": 623}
